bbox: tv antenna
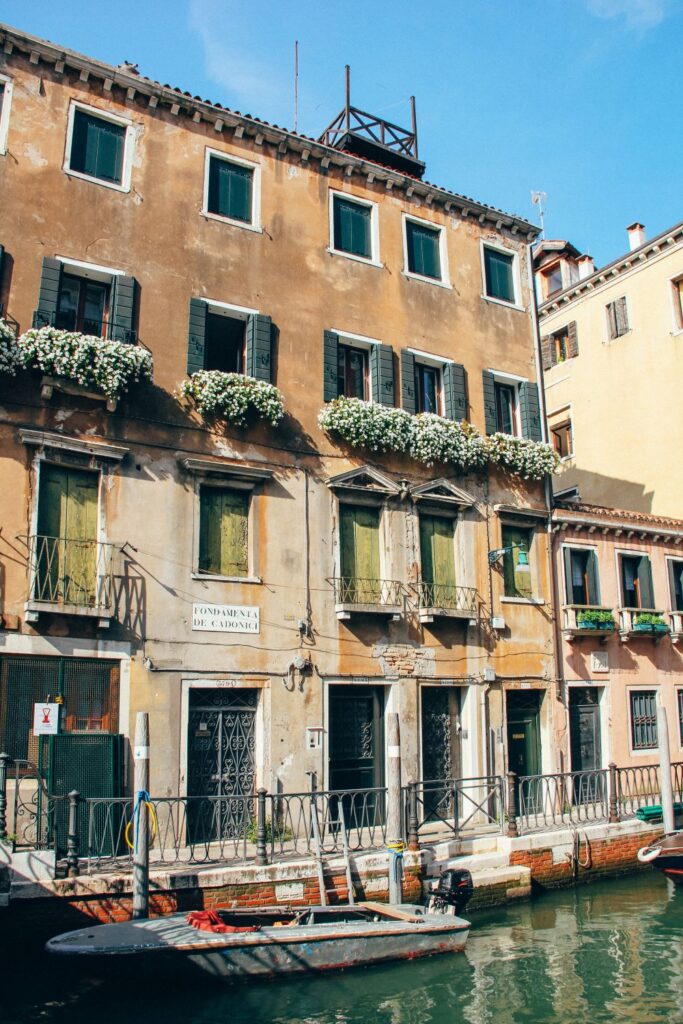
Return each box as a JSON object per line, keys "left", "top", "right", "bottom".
{"left": 530, "top": 191, "right": 548, "bottom": 238}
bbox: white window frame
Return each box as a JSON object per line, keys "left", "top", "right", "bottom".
{"left": 627, "top": 685, "right": 659, "bottom": 756}
{"left": 498, "top": 519, "right": 543, "bottom": 605}
{"left": 192, "top": 477, "right": 261, "bottom": 584}
{"left": 328, "top": 189, "right": 381, "bottom": 268}
{"left": 669, "top": 273, "right": 683, "bottom": 335}
{"left": 401, "top": 213, "right": 450, "bottom": 289}
{"left": 480, "top": 240, "right": 523, "bottom": 310}
{"left": 560, "top": 541, "right": 600, "bottom": 606}
{"left": 63, "top": 101, "right": 135, "bottom": 193}
{"left": 0, "top": 73, "right": 14, "bottom": 155}
{"left": 331, "top": 328, "right": 381, "bottom": 403}
{"left": 613, "top": 547, "right": 655, "bottom": 610}
{"left": 665, "top": 555, "right": 683, "bottom": 611}
{"left": 488, "top": 368, "right": 525, "bottom": 437}
{"left": 407, "top": 347, "right": 450, "bottom": 417}
{"left": 202, "top": 147, "right": 262, "bottom": 233}
{"left": 55, "top": 254, "right": 126, "bottom": 284}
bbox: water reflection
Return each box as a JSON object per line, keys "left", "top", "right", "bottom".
{"left": 2, "top": 876, "right": 682, "bottom": 1024}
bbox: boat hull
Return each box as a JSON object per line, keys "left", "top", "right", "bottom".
{"left": 46, "top": 905, "right": 470, "bottom": 979}
{"left": 638, "top": 832, "right": 683, "bottom": 885}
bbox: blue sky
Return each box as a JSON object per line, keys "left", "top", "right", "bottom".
{"left": 1, "top": 0, "right": 680, "bottom": 264}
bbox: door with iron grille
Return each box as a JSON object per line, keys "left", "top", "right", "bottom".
{"left": 421, "top": 686, "right": 461, "bottom": 822}
{"left": 569, "top": 687, "right": 604, "bottom": 805}
{"left": 187, "top": 688, "right": 257, "bottom": 843}
{"left": 329, "top": 685, "right": 385, "bottom": 828}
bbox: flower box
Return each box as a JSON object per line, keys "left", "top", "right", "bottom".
{"left": 179, "top": 371, "right": 284, "bottom": 427}
{"left": 577, "top": 619, "right": 615, "bottom": 632}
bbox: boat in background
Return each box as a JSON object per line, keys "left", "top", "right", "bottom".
{"left": 637, "top": 832, "right": 683, "bottom": 883}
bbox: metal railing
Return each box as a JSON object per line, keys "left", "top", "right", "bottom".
{"left": 27, "top": 535, "right": 116, "bottom": 612}
{"left": 405, "top": 776, "right": 504, "bottom": 841}
{"left": 616, "top": 762, "right": 683, "bottom": 817}
{"left": 417, "top": 582, "right": 477, "bottom": 614}
{"left": 270, "top": 787, "right": 387, "bottom": 857}
{"left": 329, "top": 576, "right": 403, "bottom": 608}
{"left": 32, "top": 308, "right": 137, "bottom": 344}
{"left": 516, "top": 770, "right": 609, "bottom": 832}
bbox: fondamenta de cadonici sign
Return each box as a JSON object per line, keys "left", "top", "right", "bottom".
{"left": 192, "top": 603, "right": 260, "bottom": 633}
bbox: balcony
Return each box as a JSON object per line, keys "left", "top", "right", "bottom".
{"left": 562, "top": 605, "right": 616, "bottom": 642}
{"left": 32, "top": 309, "right": 137, "bottom": 344}
{"left": 669, "top": 611, "right": 683, "bottom": 644}
{"left": 618, "top": 608, "right": 669, "bottom": 643}
{"left": 417, "top": 582, "right": 477, "bottom": 625}
{"left": 25, "top": 535, "right": 117, "bottom": 626}
{"left": 329, "top": 577, "right": 403, "bottom": 621}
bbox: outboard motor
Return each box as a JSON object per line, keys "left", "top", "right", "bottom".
{"left": 427, "top": 869, "right": 474, "bottom": 916}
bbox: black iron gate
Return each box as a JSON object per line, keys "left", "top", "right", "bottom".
{"left": 420, "top": 685, "right": 461, "bottom": 822}
{"left": 186, "top": 688, "right": 257, "bottom": 843}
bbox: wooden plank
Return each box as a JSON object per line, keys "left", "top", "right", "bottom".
{"left": 357, "top": 901, "right": 425, "bottom": 923}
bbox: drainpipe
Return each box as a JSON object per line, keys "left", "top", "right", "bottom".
{"left": 526, "top": 244, "right": 565, "bottom": 772}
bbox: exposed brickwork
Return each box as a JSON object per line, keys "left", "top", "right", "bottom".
{"left": 510, "top": 828, "right": 663, "bottom": 890}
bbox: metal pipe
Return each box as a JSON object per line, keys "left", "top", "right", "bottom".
{"left": 386, "top": 713, "right": 403, "bottom": 905}
{"left": 410, "top": 95, "right": 417, "bottom": 158}
{"left": 345, "top": 65, "right": 351, "bottom": 126}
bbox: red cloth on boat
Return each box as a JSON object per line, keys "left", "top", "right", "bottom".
{"left": 186, "top": 910, "right": 260, "bottom": 934}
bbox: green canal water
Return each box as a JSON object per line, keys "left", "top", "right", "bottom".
{"left": 2, "top": 874, "right": 682, "bottom": 1024}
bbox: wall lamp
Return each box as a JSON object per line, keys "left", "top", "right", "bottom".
{"left": 487, "top": 545, "right": 530, "bottom": 573}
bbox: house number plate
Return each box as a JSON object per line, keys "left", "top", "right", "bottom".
{"left": 192, "top": 603, "right": 260, "bottom": 634}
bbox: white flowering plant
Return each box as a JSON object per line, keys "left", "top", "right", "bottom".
{"left": 16, "top": 327, "right": 153, "bottom": 402}
{"left": 0, "top": 318, "right": 20, "bottom": 376}
{"left": 319, "top": 397, "right": 560, "bottom": 480}
{"left": 179, "top": 370, "right": 285, "bottom": 427}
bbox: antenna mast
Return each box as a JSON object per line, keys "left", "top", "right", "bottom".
{"left": 294, "top": 40, "right": 299, "bottom": 133}
{"left": 530, "top": 190, "right": 548, "bottom": 238}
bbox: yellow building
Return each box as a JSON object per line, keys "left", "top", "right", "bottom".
{"left": 535, "top": 221, "right": 683, "bottom": 517}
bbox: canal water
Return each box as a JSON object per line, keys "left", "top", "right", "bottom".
{"left": 2, "top": 874, "right": 682, "bottom": 1024}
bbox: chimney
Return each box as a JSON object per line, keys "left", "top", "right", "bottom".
{"left": 627, "top": 222, "right": 646, "bottom": 251}
{"left": 577, "top": 254, "right": 595, "bottom": 280}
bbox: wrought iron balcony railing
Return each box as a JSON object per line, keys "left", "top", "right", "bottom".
{"left": 32, "top": 309, "right": 137, "bottom": 345}
{"left": 329, "top": 576, "right": 403, "bottom": 619}
{"left": 416, "top": 582, "right": 477, "bottom": 622}
{"left": 26, "top": 535, "right": 116, "bottom": 618}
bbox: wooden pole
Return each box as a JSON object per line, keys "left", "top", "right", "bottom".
{"left": 386, "top": 713, "right": 402, "bottom": 905}
{"left": 132, "top": 711, "right": 150, "bottom": 920}
{"left": 657, "top": 700, "right": 674, "bottom": 834}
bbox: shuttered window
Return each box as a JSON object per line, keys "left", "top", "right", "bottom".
{"left": 340, "top": 505, "right": 380, "bottom": 584}
{"left": 207, "top": 155, "right": 254, "bottom": 223}
{"left": 420, "top": 515, "right": 456, "bottom": 588}
{"left": 502, "top": 525, "right": 532, "bottom": 600}
{"left": 406, "top": 220, "right": 442, "bottom": 280}
{"left": 484, "top": 247, "right": 515, "bottom": 304}
{"left": 630, "top": 690, "right": 657, "bottom": 750}
{"left": 563, "top": 547, "right": 600, "bottom": 605}
{"left": 678, "top": 691, "right": 683, "bottom": 745}
{"left": 495, "top": 383, "right": 517, "bottom": 435}
{"left": 187, "top": 301, "right": 272, "bottom": 383}
{"left": 669, "top": 560, "right": 683, "bottom": 612}
{"left": 415, "top": 363, "right": 441, "bottom": 414}
{"left": 620, "top": 554, "right": 654, "bottom": 609}
{"left": 199, "top": 488, "right": 249, "bottom": 577}
{"left": 337, "top": 343, "right": 368, "bottom": 399}
{"left": 332, "top": 196, "right": 372, "bottom": 259}
{"left": 70, "top": 109, "right": 125, "bottom": 184}
{"left": 607, "top": 297, "right": 629, "bottom": 339}
{"left": 35, "top": 466, "right": 99, "bottom": 607}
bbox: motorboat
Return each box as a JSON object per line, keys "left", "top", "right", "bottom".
{"left": 637, "top": 832, "right": 683, "bottom": 884}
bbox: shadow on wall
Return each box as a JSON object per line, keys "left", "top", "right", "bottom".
{"left": 555, "top": 467, "right": 655, "bottom": 515}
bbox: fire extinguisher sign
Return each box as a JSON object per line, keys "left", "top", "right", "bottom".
{"left": 33, "top": 703, "right": 60, "bottom": 736}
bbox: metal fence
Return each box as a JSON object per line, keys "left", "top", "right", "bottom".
{"left": 516, "top": 769, "right": 609, "bottom": 832}
{"left": 404, "top": 776, "right": 504, "bottom": 842}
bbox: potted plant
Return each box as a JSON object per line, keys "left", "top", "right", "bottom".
{"left": 576, "top": 609, "right": 615, "bottom": 631}
{"left": 633, "top": 612, "right": 669, "bottom": 634}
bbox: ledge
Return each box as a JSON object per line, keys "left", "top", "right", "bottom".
{"left": 180, "top": 457, "right": 273, "bottom": 483}
{"left": 335, "top": 603, "right": 402, "bottom": 621}
{"left": 40, "top": 375, "right": 117, "bottom": 412}
{"left": 24, "top": 600, "right": 111, "bottom": 627}
{"left": 419, "top": 607, "right": 476, "bottom": 625}
{"left": 19, "top": 429, "right": 129, "bottom": 462}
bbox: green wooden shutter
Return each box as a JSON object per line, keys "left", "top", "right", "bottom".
{"left": 587, "top": 550, "right": 600, "bottom": 605}
{"left": 420, "top": 515, "right": 456, "bottom": 587}
{"left": 568, "top": 321, "right": 579, "bottom": 358}
{"left": 246, "top": 313, "right": 273, "bottom": 383}
{"left": 199, "top": 488, "right": 248, "bottom": 576}
{"left": 637, "top": 556, "right": 654, "bottom": 609}
{"left": 109, "top": 276, "right": 136, "bottom": 343}
{"left": 187, "top": 298, "right": 207, "bottom": 375}
{"left": 370, "top": 344, "right": 394, "bottom": 406}
{"left": 482, "top": 371, "right": 497, "bottom": 435}
{"left": 669, "top": 560, "right": 683, "bottom": 612}
{"left": 443, "top": 362, "right": 467, "bottom": 421}
{"left": 340, "top": 505, "right": 380, "bottom": 581}
{"left": 502, "top": 525, "right": 532, "bottom": 600}
{"left": 36, "top": 257, "right": 63, "bottom": 327}
{"left": 519, "top": 381, "right": 542, "bottom": 442}
{"left": 323, "top": 330, "right": 339, "bottom": 402}
{"left": 400, "top": 349, "right": 416, "bottom": 413}
{"left": 37, "top": 466, "right": 98, "bottom": 604}
{"left": 616, "top": 297, "right": 629, "bottom": 336}
{"left": 199, "top": 489, "right": 221, "bottom": 573}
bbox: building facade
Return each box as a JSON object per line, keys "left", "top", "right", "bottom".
{"left": 0, "top": 25, "right": 562, "bottom": 822}
{"left": 535, "top": 220, "right": 683, "bottom": 518}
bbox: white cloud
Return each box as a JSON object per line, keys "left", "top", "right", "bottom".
{"left": 584, "top": 0, "right": 671, "bottom": 29}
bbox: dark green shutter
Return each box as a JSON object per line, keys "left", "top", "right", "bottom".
{"left": 482, "top": 371, "right": 496, "bottom": 435}
{"left": 400, "top": 349, "right": 416, "bottom": 413}
{"left": 443, "top": 362, "right": 467, "bottom": 421}
{"left": 246, "top": 314, "right": 273, "bottom": 383}
{"left": 669, "top": 560, "right": 683, "bottom": 612}
{"left": 370, "top": 344, "right": 394, "bottom": 406}
{"left": 637, "top": 556, "right": 655, "bottom": 609}
{"left": 519, "top": 381, "right": 542, "bottom": 442}
{"left": 36, "top": 257, "right": 63, "bottom": 327}
{"left": 563, "top": 547, "right": 573, "bottom": 604}
{"left": 587, "top": 550, "right": 600, "bottom": 605}
{"left": 187, "top": 298, "right": 207, "bottom": 375}
{"left": 109, "top": 276, "right": 136, "bottom": 343}
{"left": 323, "top": 330, "right": 339, "bottom": 402}
{"left": 568, "top": 321, "right": 579, "bottom": 358}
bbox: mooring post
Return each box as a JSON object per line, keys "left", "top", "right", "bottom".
{"left": 386, "top": 713, "right": 403, "bottom": 905}
{"left": 66, "top": 790, "right": 80, "bottom": 877}
{"left": 132, "top": 711, "right": 150, "bottom": 920}
{"left": 506, "top": 772, "right": 519, "bottom": 838}
{"left": 256, "top": 787, "right": 269, "bottom": 866}
{"left": 0, "top": 752, "right": 9, "bottom": 842}
{"left": 657, "top": 701, "right": 675, "bottom": 834}
{"left": 608, "top": 761, "right": 620, "bottom": 823}
{"left": 407, "top": 780, "right": 420, "bottom": 853}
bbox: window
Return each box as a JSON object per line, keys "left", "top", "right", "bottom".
{"left": 404, "top": 217, "right": 444, "bottom": 282}
{"left": 0, "top": 75, "right": 13, "bottom": 155}
{"left": 671, "top": 277, "right": 683, "bottom": 331}
{"left": 205, "top": 151, "right": 258, "bottom": 226}
{"left": 337, "top": 343, "right": 369, "bottom": 400}
{"left": 502, "top": 524, "right": 532, "bottom": 600}
{"left": 668, "top": 560, "right": 683, "bottom": 612}
{"left": 551, "top": 419, "right": 573, "bottom": 458}
{"left": 331, "top": 194, "right": 376, "bottom": 261}
{"left": 339, "top": 504, "right": 381, "bottom": 600}
{"left": 420, "top": 514, "right": 456, "bottom": 601}
{"left": 205, "top": 310, "right": 246, "bottom": 374}
{"left": 198, "top": 487, "right": 248, "bottom": 577}
{"left": 553, "top": 328, "right": 570, "bottom": 363}
{"left": 483, "top": 246, "right": 516, "bottom": 304}
{"left": 564, "top": 547, "right": 600, "bottom": 605}
{"left": 495, "top": 382, "right": 518, "bottom": 436}
{"left": 543, "top": 262, "right": 563, "bottom": 298}
{"left": 56, "top": 273, "right": 110, "bottom": 336}
{"left": 630, "top": 690, "right": 658, "bottom": 750}
{"left": 67, "top": 107, "right": 128, "bottom": 186}
{"left": 678, "top": 690, "right": 683, "bottom": 745}
{"left": 34, "top": 465, "right": 99, "bottom": 607}
{"left": 415, "top": 362, "right": 442, "bottom": 414}
{"left": 620, "top": 554, "right": 655, "bottom": 609}
{"left": 607, "top": 296, "right": 629, "bottom": 339}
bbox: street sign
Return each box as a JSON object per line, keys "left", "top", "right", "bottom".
{"left": 33, "top": 702, "right": 60, "bottom": 736}
{"left": 192, "top": 603, "right": 260, "bottom": 634}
